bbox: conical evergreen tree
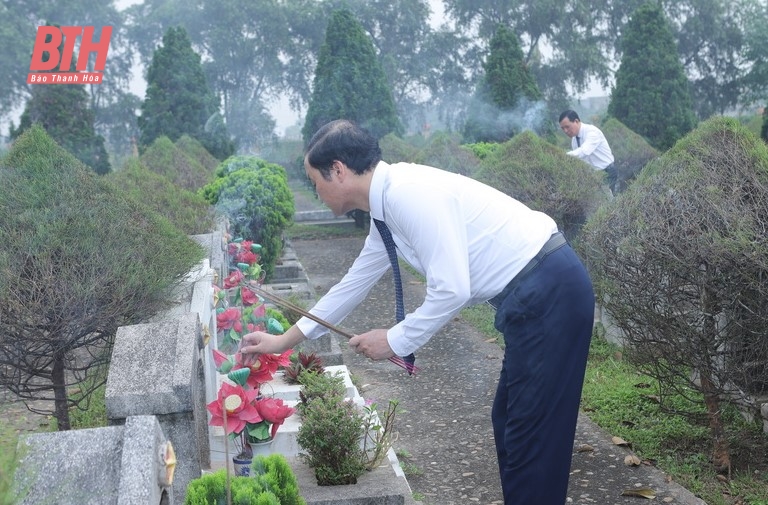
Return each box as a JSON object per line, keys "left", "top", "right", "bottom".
{"left": 10, "top": 25, "right": 110, "bottom": 174}
{"left": 302, "top": 9, "right": 403, "bottom": 144}
{"left": 138, "top": 26, "right": 233, "bottom": 159}
{"left": 463, "top": 24, "right": 544, "bottom": 143}
{"left": 608, "top": 2, "right": 697, "bottom": 151}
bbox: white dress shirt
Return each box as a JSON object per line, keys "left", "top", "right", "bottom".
{"left": 296, "top": 161, "right": 558, "bottom": 356}
{"left": 567, "top": 122, "right": 614, "bottom": 170}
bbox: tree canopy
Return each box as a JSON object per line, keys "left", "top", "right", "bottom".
{"left": 607, "top": 2, "right": 697, "bottom": 151}
{"left": 138, "top": 26, "right": 233, "bottom": 159}
{"left": 302, "top": 8, "right": 403, "bottom": 143}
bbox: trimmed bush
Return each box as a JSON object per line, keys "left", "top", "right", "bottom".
{"left": 601, "top": 117, "right": 659, "bottom": 193}
{"left": 107, "top": 158, "right": 215, "bottom": 235}
{"left": 412, "top": 131, "right": 482, "bottom": 176}
{"left": 201, "top": 156, "right": 294, "bottom": 280}
{"left": 140, "top": 136, "right": 216, "bottom": 192}
{"left": 474, "top": 130, "right": 606, "bottom": 240}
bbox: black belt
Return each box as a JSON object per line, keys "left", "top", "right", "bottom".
{"left": 487, "top": 232, "right": 568, "bottom": 309}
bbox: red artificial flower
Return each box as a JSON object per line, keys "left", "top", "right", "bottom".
{"left": 206, "top": 382, "right": 262, "bottom": 436}
{"left": 217, "top": 307, "right": 241, "bottom": 331}
{"left": 243, "top": 350, "right": 293, "bottom": 388}
{"left": 236, "top": 249, "right": 259, "bottom": 266}
{"left": 227, "top": 241, "right": 241, "bottom": 257}
{"left": 223, "top": 269, "right": 245, "bottom": 289}
{"left": 240, "top": 286, "right": 259, "bottom": 306}
{"left": 255, "top": 397, "right": 296, "bottom": 439}
{"left": 212, "top": 349, "right": 230, "bottom": 369}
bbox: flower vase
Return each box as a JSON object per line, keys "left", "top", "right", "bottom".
{"left": 232, "top": 455, "right": 252, "bottom": 477}
{"left": 248, "top": 437, "right": 274, "bottom": 456}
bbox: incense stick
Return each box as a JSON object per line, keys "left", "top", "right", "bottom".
{"left": 243, "top": 281, "right": 418, "bottom": 374}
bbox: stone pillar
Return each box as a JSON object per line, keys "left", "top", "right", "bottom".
{"left": 15, "top": 415, "right": 172, "bottom": 505}
{"left": 106, "top": 313, "right": 208, "bottom": 502}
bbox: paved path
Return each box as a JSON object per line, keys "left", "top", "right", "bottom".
{"left": 289, "top": 233, "right": 707, "bottom": 505}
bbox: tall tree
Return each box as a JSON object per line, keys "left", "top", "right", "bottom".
{"left": 138, "top": 26, "right": 233, "bottom": 159}
{"left": 0, "top": 125, "right": 205, "bottom": 430}
{"left": 463, "top": 24, "right": 543, "bottom": 143}
{"left": 10, "top": 24, "right": 111, "bottom": 175}
{"left": 608, "top": 2, "right": 696, "bottom": 151}
{"left": 302, "top": 8, "right": 403, "bottom": 143}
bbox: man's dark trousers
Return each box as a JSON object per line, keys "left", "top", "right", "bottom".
{"left": 491, "top": 243, "right": 594, "bottom": 504}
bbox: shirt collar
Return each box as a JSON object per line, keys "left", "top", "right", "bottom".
{"left": 369, "top": 160, "right": 390, "bottom": 221}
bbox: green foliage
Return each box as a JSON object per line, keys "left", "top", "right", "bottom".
{"left": 184, "top": 468, "right": 280, "bottom": 505}
{"left": 67, "top": 373, "right": 108, "bottom": 430}
{"left": 0, "top": 125, "right": 205, "bottom": 430}
{"left": 581, "top": 336, "right": 768, "bottom": 505}
{"left": 607, "top": 2, "right": 697, "bottom": 151}
{"left": 463, "top": 142, "right": 502, "bottom": 160}
{"left": 296, "top": 370, "right": 346, "bottom": 413}
{"left": 600, "top": 117, "right": 659, "bottom": 193}
{"left": 107, "top": 158, "right": 215, "bottom": 235}
{"left": 474, "top": 130, "right": 606, "bottom": 240}
{"left": 140, "top": 136, "right": 217, "bottom": 192}
{"left": 379, "top": 133, "right": 421, "bottom": 163}
{"left": 250, "top": 454, "right": 306, "bottom": 505}
{"left": 412, "top": 131, "right": 482, "bottom": 176}
{"left": 302, "top": 8, "right": 403, "bottom": 143}
{"left": 201, "top": 156, "right": 294, "bottom": 280}
{"left": 139, "top": 26, "right": 233, "bottom": 159}
{"left": 0, "top": 420, "right": 24, "bottom": 505}
{"left": 463, "top": 24, "right": 544, "bottom": 143}
{"left": 175, "top": 135, "right": 221, "bottom": 173}
{"left": 483, "top": 24, "right": 542, "bottom": 110}
{"left": 296, "top": 395, "right": 366, "bottom": 486}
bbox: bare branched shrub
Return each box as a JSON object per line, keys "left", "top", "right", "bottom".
{"left": 579, "top": 117, "right": 768, "bottom": 473}
{"left": 0, "top": 126, "right": 205, "bottom": 430}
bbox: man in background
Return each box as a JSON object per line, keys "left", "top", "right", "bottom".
{"left": 559, "top": 109, "right": 617, "bottom": 195}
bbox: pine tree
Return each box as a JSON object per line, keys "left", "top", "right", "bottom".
{"left": 138, "top": 26, "right": 233, "bottom": 159}
{"left": 302, "top": 9, "right": 403, "bottom": 143}
{"left": 463, "top": 24, "right": 544, "bottom": 143}
{"left": 10, "top": 25, "right": 110, "bottom": 174}
{"left": 607, "top": 2, "right": 697, "bottom": 151}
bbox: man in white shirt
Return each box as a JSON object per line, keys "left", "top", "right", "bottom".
{"left": 559, "top": 109, "right": 617, "bottom": 195}
{"left": 241, "top": 119, "right": 595, "bottom": 504}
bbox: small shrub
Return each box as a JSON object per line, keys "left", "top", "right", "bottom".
{"left": 250, "top": 454, "right": 306, "bottom": 505}
{"left": 296, "top": 395, "right": 366, "bottom": 486}
{"left": 184, "top": 469, "right": 280, "bottom": 505}
{"left": 296, "top": 370, "right": 346, "bottom": 414}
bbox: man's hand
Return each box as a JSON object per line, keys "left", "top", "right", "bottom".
{"left": 348, "top": 329, "right": 396, "bottom": 360}
{"left": 239, "top": 326, "right": 306, "bottom": 366}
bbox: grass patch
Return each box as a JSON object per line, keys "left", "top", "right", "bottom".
{"left": 284, "top": 222, "right": 368, "bottom": 241}
{"left": 459, "top": 304, "right": 501, "bottom": 346}
{"left": 580, "top": 335, "right": 768, "bottom": 505}
{"left": 0, "top": 420, "right": 24, "bottom": 505}
{"left": 67, "top": 382, "right": 108, "bottom": 430}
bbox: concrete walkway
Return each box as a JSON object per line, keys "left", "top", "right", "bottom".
{"left": 287, "top": 232, "right": 707, "bottom": 505}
